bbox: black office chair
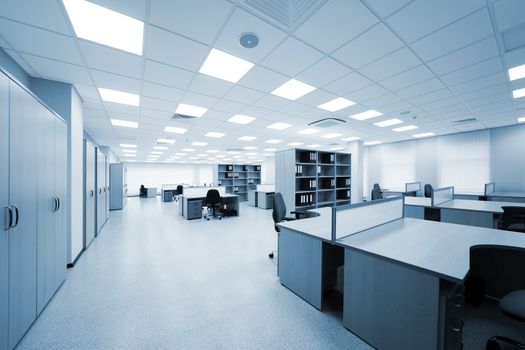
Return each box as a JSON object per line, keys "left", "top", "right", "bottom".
{"left": 269, "top": 192, "right": 308, "bottom": 258}
{"left": 174, "top": 185, "right": 183, "bottom": 202}
{"left": 424, "top": 184, "right": 433, "bottom": 198}
{"left": 500, "top": 206, "right": 525, "bottom": 233}
{"left": 139, "top": 185, "right": 147, "bottom": 198}
{"left": 467, "top": 246, "right": 525, "bottom": 350}
{"left": 204, "top": 189, "right": 222, "bottom": 220}
{"left": 371, "top": 183, "right": 383, "bottom": 200}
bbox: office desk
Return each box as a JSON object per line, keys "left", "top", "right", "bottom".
{"left": 161, "top": 184, "right": 179, "bottom": 202}
{"left": 488, "top": 191, "right": 525, "bottom": 203}
{"left": 146, "top": 187, "right": 157, "bottom": 198}
{"left": 257, "top": 191, "right": 274, "bottom": 209}
{"left": 179, "top": 194, "right": 239, "bottom": 220}
{"left": 337, "top": 218, "right": 525, "bottom": 350}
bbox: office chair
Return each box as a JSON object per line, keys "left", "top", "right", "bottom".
{"left": 467, "top": 246, "right": 525, "bottom": 350}
{"left": 204, "top": 189, "right": 222, "bottom": 220}
{"left": 500, "top": 206, "right": 525, "bottom": 233}
{"left": 269, "top": 192, "right": 308, "bottom": 258}
{"left": 174, "top": 185, "right": 183, "bottom": 202}
{"left": 424, "top": 184, "right": 433, "bottom": 198}
{"left": 371, "top": 183, "right": 383, "bottom": 200}
{"left": 139, "top": 185, "right": 147, "bottom": 198}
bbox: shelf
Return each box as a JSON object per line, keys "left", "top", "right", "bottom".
{"left": 336, "top": 186, "right": 351, "bottom": 190}
{"left": 296, "top": 189, "right": 316, "bottom": 193}
{"left": 317, "top": 200, "right": 335, "bottom": 206}
{"left": 318, "top": 188, "right": 335, "bottom": 192}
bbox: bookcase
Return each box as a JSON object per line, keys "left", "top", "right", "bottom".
{"left": 214, "top": 164, "right": 261, "bottom": 202}
{"left": 276, "top": 149, "right": 351, "bottom": 213}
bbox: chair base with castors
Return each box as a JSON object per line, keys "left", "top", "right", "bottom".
{"left": 485, "top": 289, "right": 525, "bottom": 349}
{"left": 487, "top": 336, "right": 525, "bottom": 350}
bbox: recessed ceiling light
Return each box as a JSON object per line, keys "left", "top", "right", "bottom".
{"left": 164, "top": 126, "right": 187, "bottom": 134}
{"left": 150, "top": 152, "right": 163, "bottom": 155}
{"left": 99, "top": 88, "right": 140, "bottom": 106}
{"left": 263, "top": 153, "right": 273, "bottom": 156}
{"left": 330, "top": 146, "right": 344, "bottom": 151}
{"left": 157, "top": 138, "right": 176, "bottom": 144}
{"left": 207, "top": 150, "right": 219, "bottom": 153}
{"left": 265, "top": 139, "right": 282, "bottom": 144}
{"left": 246, "top": 152, "right": 258, "bottom": 156}
{"left": 233, "top": 156, "right": 243, "bottom": 159}
{"left": 350, "top": 110, "right": 383, "bottom": 120}
{"left": 317, "top": 97, "right": 356, "bottom": 112}
{"left": 374, "top": 119, "right": 403, "bottom": 127}
{"left": 393, "top": 125, "right": 418, "bottom": 132}
{"left": 154, "top": 146, "right": 168, "bottom": 150}
{"left": 264, "top": 148, "right": 277, "bottom": 152}
{"left": 182, "top": 148, "right": 195, "bottom": 152}
{"left": 176, "top": 103, "right": 208, "bottom": 118}
{"left": 120, "top": 143, "right": 136, "bottom": 148}
{"left": 298, "top": 128, "right": 320, "bottom": 135}
{"left": 342, "top": 136, "right": 360, "bottom": 142}
{"left": 413, "top": 132, "right": 435, "bottom": 138}
{"left": 271, "top": 79, "right": 316, "bottom": 100}
{"left": 175, "top": 153, "right": 186, "bottom": 156}
{"left": 191, "top": 142, "right": 207, "bottom": 146}
{"left": 243, "top": 146, "right": 257, "bottom": 150}
{"left": 267, "top": 122, "right": 291, "bottom": 130}
{"left": 517, "top": 117, "right": 525, "bottom": 123}
{"left": 63, "top": 0, "right": 144, "bottom": 55}
{"left": 205, "top": 132, "right": 226, "bottom": 138}
{"left": 509, "top": 64, "right": 525, "bottom": 81}
{"left": 288, "top": 142, "right": 304, "bottom": 146}
{"left": 123, "top": 154, "right": 136, "bottom": 157}
{"left": 228, "top": 114, "right": 256, "bottom": 124}
{"left": 321, "top": 133, "right": 341, "bottom": 139}
{"left": 125, "top": 160, "right": 136, "bottom": 162}
{"left": 228, "top": 151, "right": 240, "bottom": 154}
{"left": 111, "top": 119, "right": 138, "bottom": 128}
{"left": 189, "top": 157, "right": 199, "bottom": 160}
{"left": 238, "top": 136, "right": 257, "bottom": 141}
{"left": 197, "top": 154, "right": 206, "bottom": 157}
{"left": 199, "top": 48, "right": 254, "bottom": 83}
{"left": 513, "top": 88, "right": 525, "bottom": 99}
{"left": 307, "top": 144, "right": 321, "bottom": 148}
{"left": 364, "top": 141, "right": 381, "bottom": 146}
{"left": 122, "top": 149, "right": 136, "bottom": 153}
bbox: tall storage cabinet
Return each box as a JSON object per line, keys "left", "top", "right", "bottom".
{"left": 84, "top": 140, "right": 96, "bottom": 248}
{"left": 0, "top": 70, "right": 68, "bottom": 350}
{"left": 110, "top": 163, "right": 127, "bottom": 210}
{"left": 96, "top": 149, "right": 107, "bottom": 234}
{"left": 214, "top": 164, "right": 261, "bottom": 201}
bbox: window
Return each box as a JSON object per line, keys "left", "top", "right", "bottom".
{"left": 380, "top": 141, "right": 416, "bottom": 190}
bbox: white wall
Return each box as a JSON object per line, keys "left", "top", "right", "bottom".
{"left": 126, "top": 163, "right": 214, "bottom": 195}
{"left": 261, "top": 157, "right": 275, "bottom": 184}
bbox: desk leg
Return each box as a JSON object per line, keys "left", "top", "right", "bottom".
{"left": 343, "top": 248, "right": 440, "bottom": 350}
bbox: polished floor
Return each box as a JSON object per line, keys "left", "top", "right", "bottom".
{"left": 17, "top": 197, "right": 371, "bottom": 350}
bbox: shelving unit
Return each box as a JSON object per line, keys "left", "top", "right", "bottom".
{"left": 214, "top": 164, "right": 261, "bottom": 202}
{"left": 276, "top": 148, "right": 351, "bottom": 212}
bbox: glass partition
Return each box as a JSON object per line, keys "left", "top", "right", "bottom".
{"left": 484, "top": 182, "right": 495, "bottom": 195}
{"left": 184, "top": 186, "right": 225, "bottom": 197}
{"left": 432, "top": 186, "right": 454, "bottom": 206}
{"left": 405, "top": 181, "right": 421, "bottom": 193}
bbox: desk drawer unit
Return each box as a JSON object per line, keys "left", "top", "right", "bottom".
{"left": 187, "top": 200, "right": 203, "bottom": 219}
{"left": 438, "top": 282, "right": 465, "bottom": 350}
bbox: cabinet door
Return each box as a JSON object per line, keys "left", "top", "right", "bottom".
{"left": 84, "top": 140, "right": 96, "bottom": 247}
{"left": 96, "top": 149, "right": 105, "bottom": 234}
{"left": 36, "top": 102, "right": 56, "bottom": 314}
{"left": 105, "top": 157, "right": 109, "bottom": 220}
{"left": 53, "top": 118, "right": 67, "bottom": 290}
{"left": 8, "top": 81, "right": 38, "bottom": 349}
{"left": 0, "top": 72, "right": 9, "bottom": 350}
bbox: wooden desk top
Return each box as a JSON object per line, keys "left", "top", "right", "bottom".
{"left": 337, "top": 218, "right": 525, "bottom": 283}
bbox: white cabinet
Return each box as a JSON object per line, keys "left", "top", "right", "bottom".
{"left": 110, "top": 163, "right": 127, "bottom": 210}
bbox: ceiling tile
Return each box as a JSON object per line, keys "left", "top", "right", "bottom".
{"left": 0, "top": 18, "right": 82, "bottom": 65}
{"left": 410, "top": 8, "right": 494, "bottom": 62}
{"left": 450, "top": 72, "right": 507, "bottom": 95}
{"left": 458, "top": 83, "right": 509, "bottom": 102}
{"left": 214, "top": 7, "right": 287, "bottom": 64}
{"left": 145, "top": 26, "right": 209, "bottom": 71}
{"left": 188, "top": 74, "right": 233, "bottom": 98}
{"left": 323, "top": 72, "right": 372, "bottom": 95}
{"left": 345, "top": 83, "right": 389, "bottom": 103}
{"left": 253, "top": 94, "right": 289, "bottom": 110}
{"left": 364, "top": 0, "right": 413, "bottom": 18}
{"left": 359, "top": 47, "right": 421, "bottom": 81}
{"left": 212, "top": 99, "right": 247, "bottom": 114}
{"left": 141, "top": 96, "right": 177, "bottom": 113}
{"left": 74, "top": 83, "right": 99, "bottom": 100}
{"left": 397, "top": 78, "right": 446, "bottom": 99}
{"left": 296, "top": 89, "right": 336, "bottom": 107}
{"left": 505, "top": 45, "right": 525, "bottom": 68}
{"left": 261, "top": 36, "right": 323, "bottom": 76}
{"left": 1, "top": 0, "right": 72, "bottom": 35}
{"left": 361, "top": 93, "right": 403, "bottom": 108}
{"left": 387, "top": 0, "right": 486, "bottom": 43}
{"left": 439, "top": 57, "right": 503, "bottom": 86}
{"left": 238, "top": 65, "right": 289, "bottom": 93}
{"left": 379, "top": 64, "right": 435, "bottom": 91}
{"left": 293, "top": 0, "right": 378, "bottom": 54}
{"left": 21, "top": 53, "right": 92, "bottom": 85}
{"left": 296, "top": 57, "right": 351, "bottom": 88}
{"left": 142, "top": 82, "right": 184, "bottom": 102}
{"left": 332, "top": 23, "right": 404, "bottom": 68}
{"left": 493, "top": 0, "right": 525, "bottom": 32}
{"left": 409, "top": 89, "right": 454, "bottom": 106}
{"left": 79, "top": 40, "right": 143, "bottom": 79}
{"left": 91, "top": 69, "right": 142, "bottom": 93}
{"left": 426, "top": 36, "right": 499, "bottom": 75}
{"left": 149, "top": 0, "right": 234, "bottom": 45}
{"left": 143, "top": 60, "right": 194, "bottom": 90}
{"left": 180, "top": 91, "right": 219, "bottom": 108}
{"left": 3, "top": 49, "right": 36, "bottom": 76}
{"left": 222, "top": 85, "right": 265, "bottom": 105}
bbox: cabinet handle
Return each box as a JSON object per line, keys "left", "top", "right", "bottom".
{"left": 12, "top": 205, "right": 19, "bottom": 228}
{"left": 52, "top": 197, "right": 57, "bottom": 212}
{"left": 4, "top": 207, "right": 12, "bottom": 230}
{"left": 90, "top": 189, "right": 94, "bottom": 198}
{"left": 57, "top": 198, "right": 60, "bottom": 211}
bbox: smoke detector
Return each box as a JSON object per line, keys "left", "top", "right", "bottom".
{"left": 239, "top": 32, "right": 259, "bottom": 48}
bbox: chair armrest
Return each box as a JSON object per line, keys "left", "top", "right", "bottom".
{"left": 291, "top": 210, "right": 309, "bottom": 219}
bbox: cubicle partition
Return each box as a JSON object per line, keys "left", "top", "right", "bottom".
{"left": 484, "top": 182, "right": 495, "bottom": 196}
{"left": 431, "top": 186, "right": 454, "bottom": 206}
{"left": 405, "top": 181, "right": 421, "bottom": 195}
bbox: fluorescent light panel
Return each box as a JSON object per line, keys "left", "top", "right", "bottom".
{"left": 364, "top": 141, "right": 381, "bottom": 146}
{"left": 243, "top": 146, "right": 257, "bottom": 150}
{"left": 513, "top": 88, "right": 525, "bottom": 99}
{"left": 307, "top": 144, "right": 321, "bottom": 148}
{"left": 205, "top": 132, "right": 226, "bottom": 138}
{"left": 182, "top": 148, "right": 195, "bottom": 152}
{"left": 350, "top": 110, "right": 382, "bottom": 120}
{"left": 238, "top": 136, "right": 256, "bottom": 141}
{"left": 517, "top": 117, "right": 525, "bottom": 123}
{"left": 99, "top": 88, "right": 140, "bottom": 106}
{"left": 374, "top": 118, "right": 402, "bottom": 127}
{"left": 199, "top": 48, "right": 254, "bottom": 83}
{"left": 318, "top": 97, "right": 355, "bottom": 112}
{"left": 111, "top": 119, "right": 138, "bottom": 128}
{"left": 267, "top": 122, "right": 291, "bottom": 130}
{"left": 342, "top": 136, "right": 360, "bottom": 141}
{"left": 153, "top": 146, "right": 168, "bottom": 150}
{"left": 322, "top": 133, "right": 341, "bottom": 139}
{"left": 157, "top": 138, "right": 176, "bottom": 144}
{"left": 176, "top": 103, "right": 208, "bottom": 118}
{"left": 509, "top": 64, "right": 525, "bottom": 81}
{"left": 122, "top": 149, "right": 136, "bottom": 153}
{"left": 120, "top": 143, "right": 136, "bottom": 148}
{"left": 164, "top": 126, "right": 187, "bottom": 134}
{"left": 393, "top": 125, "right": 418, "bottom": 132}
{"left": 191, "top": 142, "right": 207, "bottom": 146}
{"left": 413, "top": 132, "right": 435, "bottom": 138}
{"left": 63, "top": 0, "right": 144, "bottom": 55}
{"left": 228, "top": 114, "right": 256, "bottom": 124}
{"left": 150, "top": 151, "right": 163, "bottom": 155}
{"left": 298, "top": 128, "right": 320, "bottom": 135}
{"left": 271, "top": 79, "right": 316, "bottom": 100}
{"left": 264, "top": 148, "right": 277, "bottom": 152}
{"left": 288, "top": 142, "right": 303, "bottom": 146}
{"left": 265, "top": 139, "right": 282, "bottom": 144}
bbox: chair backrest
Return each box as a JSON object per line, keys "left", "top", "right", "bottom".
{"left": 373, "top": 183, "right": 381, "bottom": 191}
{"left": 176, "top": 185, "right": 183, "bottom": 195}
{"left": 424, "top": 184, "right": 433, "bottom": 198}
{"left": 272, "top": 193, "right": 287, "bottom": 230}
{"left": 371, "top": 188, "right": 382, "bottom": 200}
{"left": 205, "top": 189, "right": 221, "bottom": 205}
{"left": 501, "top": 206, "right": 525, "bottom": 232}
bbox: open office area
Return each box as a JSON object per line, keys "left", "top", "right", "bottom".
{"left": 1, "top": 0, "right": 525, "bottom": 349}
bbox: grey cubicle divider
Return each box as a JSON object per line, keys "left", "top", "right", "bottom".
{"left": 484, "top": 182, "right": 495, "bottom": 196}
{"left": 405, "top": 181, "right": 421, "bottom": 193}
{"left": 431, "top": 186, "right": 454, "bottom": 207}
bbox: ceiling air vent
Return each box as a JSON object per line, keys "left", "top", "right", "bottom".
{"left": 308, "top": 117, "right": 346, "bottom": 128}
{"left": 453, "top": 117, "right": 478, "bottom": 125}
{"left": 157, "top": 139, "right": 175, "bottom": 145}
{"left": 172, "top": 113, "right": 198, "bottom": 120}
{"left": 226, "top": 148, "right": 245, "bottom": 153}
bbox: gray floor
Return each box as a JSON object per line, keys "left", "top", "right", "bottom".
{"left": 17, "top": 197, "right": 372, "bottom": 350}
